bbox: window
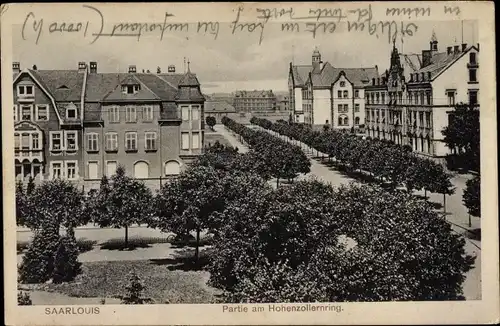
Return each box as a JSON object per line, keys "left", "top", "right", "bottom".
{"left": 381, "top": 93, "right": 385, "bottom": 104}
{"left": 344, "top": 104, "right": 349, "bottom": 112}
{"left": 66, "top": 161, "right": 78, "bottom": 180}
{"left": 446, "top": 90, "right": 456, "bottom": 106}
{"left": 343, "top": 117, "right": 349, "bottom": 125}
{"left": 337, "top": 104, "right": 342, "bottom": 112}
{"left": 134, "top": 161, "right": 149, "bottom": 178}
{"left": 126, "top": 106, "right": 137, "bottom": 122}
{"left": 408, "top": 93, "right": 413, "bottom": 104}
{"left": 32, "top": 133, "right": 40, "bottom": 149}
{"left": 145, "top": 132, "right": 157, "bottom": 151}
{"left": 181, "top": 106, "right": 190, "bottom": 121}
{"left": 50, "top": 131, "right": 63, "bottom": 151}
{"left": 22, "top": 133, "right": 30, "bottom": 149}
{"left": 21, "top": 105, "right": 32, "bottom": 121}
{"left": 165, "top": 160, "right": 181, "bottom": 175}
{"left": 337, "top": 90, "right": 342, "bottom": 98}
{"left": 143, "top": 106, "right": 153, "bottom": 121}
{"left": 51, "top": 162, "right": 62, "bottom": 179}
{"left": 469, "top": 52, "right": 477, "bottom": 64}
{"left": 17, "top": 85, "right": 34, "bottom": 96}
{"left": 425, "top": 112, "right": 431, "bottom": 128}
{"left": 192, "top": 106, "right": 200, "bottom": 121}
{"left": 126, "top": 85, "right": 135, "bottom": 94}
{"left": 354, "top": 90, "right": 359, "bottom": 98}
{"left": 14, "top": 133, "right": 20, "bottom": 149}
{"left": 426, "top": 92, "right": 432, "bottom": 105}
{"left": 13, "top": 105, "right": 18, "bottom": 121}
{"left": 469, "top": 69, "right": 477, "bottom": 82}
{"left": 343, "top": 90, "right": 348, "bottom": 98}
{"left": 355, "top": 117, "right": 360, "bottom": 125}
{"left": 340, "top": 81, "right": 345, "bottom": 87}
{"left": 469, "top": 90, "right": 478, "bottom": 105}
{"left": 419, "top": 112, "right": 424, "bottom": 126}
{"left": 125, "top": 132, "right": 137, "bottom": 151}
{"left": 36, "top": 105, "right": 49, "bottom": 121}
{"left": 376, "top": 93, "right": 380, "bottom": 103}
{"left": 65, "top": 131, "right": 77, "bottom": 151}
{"left": 354, "top": 104, "right": 360, "bottom": 112}
{"left": 86, "top": 133, "right": 99, "bottom": 152}
{"left": 192, "top": 132, "right": 200, "bottom": 149}
{"left": 106, "top": 161, "right": 117, "bottom": 177}
{"left": 181, "top": 132, "right": 190, "bottom": 150}
{"left": 108, "top": 106, "right": 120, "bottom": 122}
{"left": 88, "top": 161, "right": 99, "bottom": 179}
{"left": 105, "top": 133, "right": 118, "bottom": 151}
{"left": 66, "top": 106, "right": 77, "bottom": 119}
{"left": 338, "top": 117, "right": 342, "bottom": 126}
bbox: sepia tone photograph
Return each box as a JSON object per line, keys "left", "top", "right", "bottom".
{"left": 2, "top": 2, "right": 498, "bottom": 325}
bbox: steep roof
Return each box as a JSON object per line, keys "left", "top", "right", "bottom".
{"left": 291, "top": 65, "right": 313, "bottom": 87}
{"left": 102, "top": 75, "right": 160, "bottom": 102}
{"left": 412, "top": 48, "right": 471, "bottom": 81}
{"left": 29, "top": 70, "right": 84, "bottom": 102}
{"left": 175, "top": 87, "right": 205, "bottom": 102}
{"left": 399, "top": 53, "right": 422, "bottom": 80}
{"left": 205, "top": 100, "right": 236, "bottom": 113}
{"left": 309, "top": 63, "right": 378, "bottom": 88}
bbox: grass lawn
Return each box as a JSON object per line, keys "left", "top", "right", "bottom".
{"left": 25, "top": 258, "right": 221, "bottom": 304}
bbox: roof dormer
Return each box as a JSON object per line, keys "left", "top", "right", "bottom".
{"left": 120, "top": 75, "right": 141, "bottom": 94}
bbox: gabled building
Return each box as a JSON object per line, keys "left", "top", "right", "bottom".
{"left": 365, "top": 32, "right": 480, "bottom": 158}
{"left": 233, "top": 90, "right": 276, "bottom": 113}
{"left": 205, "top": 100, "right": 236, "bottom": 120}
{"left": 289, "top": 48, "right": 378, "bottom": 128}
{"left": 13, "top": 62, "right": 86, "bottom": 183}
{"left": 83, "top": 63, "right": 205, "bottom": 187}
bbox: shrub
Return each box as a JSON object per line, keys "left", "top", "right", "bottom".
{"left": 463, "top": 175, "right": 480, "bottom": 217}
{"left": 18, "top": 291, "right": 32, "bottom": 305}
{"left": 18, "top": 226, "right": 60, "bottom": 284}
{"left": 121, "top": 271, "right": 153, "bottom": 304}
{"left": 52, "top": 229, "right": 82, "bottom": 283}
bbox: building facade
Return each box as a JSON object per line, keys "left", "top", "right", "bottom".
{"left": 233, "top": 90, "right": 276, "bottom": 113}
{"left": 13, "top": 61, "right": 205, "bottom": 187}
{"left": 290, "top": 48, "right": 377, "bottom": 129}
{"left": 204, "top": 100, "right": 237, "bottom": 120}
{"left": 365, "top": 32, "right": 479, "bottom": 158}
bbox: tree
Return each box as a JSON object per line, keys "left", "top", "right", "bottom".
{"left": 153, "top": 164, "right": 269, "bottom": 264}
{"left": 94, "top": 166, "right": 154, "bottom": 249}
{"left": 209, "top": 181, "right": 475, "bottom": 302}
{"left": 16, "top": 181, "right": 27, "bottom": 226}
{"left": 442, "top": 103, "right": 480, "bottom": 171}
{"left": 463, "top": 175, "right": 480, "bottom": 220}
{"left": 206, "top": 116, "right": 217, "bottom": 130}
{"left": 52, "top": 228, "right": 82, "bottom": 283}
{"left": 121, "top": 270, "right": 153, "bottom": 304}
{"left": 25, "top": 179, "right": 89, "bottom": 230}
{"left": 26, "top": 176, "right": 36, "bottom": 195}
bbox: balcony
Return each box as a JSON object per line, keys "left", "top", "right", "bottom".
{"left": 17, "top": 94, "right": 35, "bottom": 103}
{"left": 14, "top": 149, "right": 44, "bottom": 162}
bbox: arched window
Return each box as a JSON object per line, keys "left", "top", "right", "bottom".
{"left": 343, "top": 116, "right": 349, "bottom": 126}
{"left": 355, "top": 117, "right": 360, "bottom": 125}
{"left": 134, "top": 161, "right": 149, "bottom": 178}
{"left": 165, "top": 160, "right": 181, "bottom": 175}
{"left": 338, "top": 117, "right": 342, "bottom": 126}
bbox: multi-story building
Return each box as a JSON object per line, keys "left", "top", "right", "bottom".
{"left": 13, "top": 61, "right": 205, "bottom": 187}
{"left": 233, "top": 90, "right": 276, "bottom": 113}
{"left": 365, "top": 32, "right": 479, "bottom": 158}
{"left": 205, "top": 100, "right": 236, "bottom": 120}
{"left": 275, "top": 94, "right": 290, "bottom": 112}
{"left": 13, "top": 62, "right": 85, "bottom": 183}
{"left": 290, "top": 48, "right": 377, "bottom": 129}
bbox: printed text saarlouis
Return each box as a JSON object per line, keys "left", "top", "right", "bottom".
{"left": 45, "top": 307, "right": 100, "bottom": 315}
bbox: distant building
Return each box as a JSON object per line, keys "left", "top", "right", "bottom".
{"left": 365, "top": 31, "right": 480, "bottom": 158}
{"left": 205, "top": 100, "right": 236, "bottom": 120}
{"left": 209, "top": 93, "right": 234, "bottom": 106}
{"left": 290, "top": 48, "right": 378, "bottom": 129}
{"left": 275, "top": 94, "right": 290, "bottom": 112}
{"left": 233, "top": 90, "right": 276, "bottom": 113}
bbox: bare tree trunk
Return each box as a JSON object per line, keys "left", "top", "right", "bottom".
{"left": 195, "top": 229, "right": 200, "bottom": 265}
{"left": 125, "top": 225, "right": 129, "bottom": 249}
{"left": 443, "top": 193, "right": 447, "bottom": 214}
{"left": 276, "top": 178, "right": 280, "bottom": 187}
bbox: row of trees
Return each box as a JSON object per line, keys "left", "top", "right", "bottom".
{"left": 221, "top": 116, "right": 311, "bottom": 186}
{"left": 16, "top": 141, "right": 476, "bottom": 301}
{"left": 251, "top": 117, "right": 456, "bottom": 208}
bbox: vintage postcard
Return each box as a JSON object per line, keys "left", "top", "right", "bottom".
{"left": 2, "top": 1, "right": 499, "bottom": 325}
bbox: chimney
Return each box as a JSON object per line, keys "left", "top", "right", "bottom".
{"left": 13, "top": 62, "right": 20, "bottom": 75}
{"left": 477, "top": 43, "right": 480, "bottom": 50}
{"left": 447, "top": 47, "right": 452, "bottom": 55}
{"left": 461, "top": 43, "right": 467, "bottom": 52}
{"left": 78, "top": 62, "right": 86, "bottom": 73}
{"left": 168, "top": 65, "right": 176, "bottom": 73}
{"left": 421, "top": 50, "right": 432, "bottom": 68}
{"left": 454, "top": 45, "right": 459, "bottom": 53}
{"left": 89, "top": 61, "right": 97, "bottom": 73}
{"left": 128, "top": 65, "right": 136, "bottom": 73}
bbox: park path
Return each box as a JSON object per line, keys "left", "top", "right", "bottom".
{"left": 214, "top": 124, "right": 481, "bottom": 300}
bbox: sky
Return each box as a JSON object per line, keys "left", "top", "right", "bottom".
{"left": 13, "top": 19, "right": 478, "bottom": 93}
